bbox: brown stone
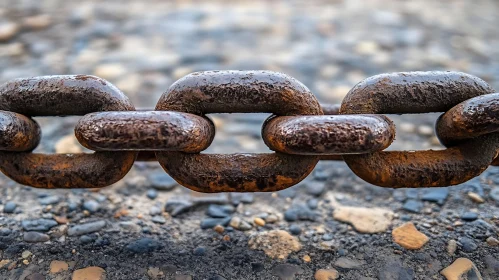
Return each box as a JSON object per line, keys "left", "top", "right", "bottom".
{"left": 248, "top": 230, "right": 302, "bottom": 259}
{"left": 50, "top": 260, "right": 69, "bottom": 274}
{"left": 0, "top": 259, "right": 11, "bottom": 269}
{"left": 72, "top": 266, "right": 106, "bottom": 280}
{"left": 314, "top": 268, "right": 339, "bottom": 280}
{"left": 392, "top": 222, "right": 429, "bottom": 250}
{"left": 441, "top": 258, "right": 483, "bottom": 280}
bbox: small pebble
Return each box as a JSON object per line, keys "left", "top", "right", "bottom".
{"left": 303, "top": 255, "right": 311, "bottom": 263}
{"left": 289, "top": 225, "right": 302, "bottom": 235}
{"left": 214, "top": 225, "right": 224, "bottom": 234}
{"left": 193, "top": 247, "right": 206, "bottom": 256}
{"left": 147, "top": 189, "right": 158, "bottom": 200}
{"left": 447, "top": 240, "right": 457, "bottom": 255}
{"left": 322, "top": 233, "right": 333, "bottom": 241}
{"left": 254, "top": 217, "right": 265, "bottom": 227}
{"left": 23, "top": 232, "right": 50, "bottom": 243}
{"left": 461, "top": 212, "right": 478, "bottom": 221}
{"left": 3, "top": 201, "right": 17, "bottom": 213}
{"left": 68, "top": 220, "right": 106, "bottom": 236}
{"left": 152, "top": 216, "right": 166, "bottom": 224}
{"left": 83, "top": 200, "right": 100, "bottom": 213}
{"left": 486, "top": 236, "right": 499, "bottom": 246}
{"left": 467, "top": 192, "right": 484, "bottom": 203}
{"left": 314, "top": 268, "right": 339, "bottom": 280}
{"left": 459, "top": 237, "right": 478, "bottom": 252}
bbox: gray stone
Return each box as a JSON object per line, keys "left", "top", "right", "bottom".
{"left": 3, "top": 201, "right": 17, "bottom": 213}
{"left": 378, "top": 261, "right": 414, "bottom": 280}
{"left": 23, "top": 232, "right": 50, "bottom": 243}
{"left": 284, "top": 205, "right": 317, "bottom": 222}
{"left": 305, "top": 181, "right": 325, "bottom": 196}
{"left": 126, "top": 238, "right": 162, "bottom": 253}
{"left": 68, "top": 220, "right": 106, "bottom": 236}
{"left": 206, "top": 204, "right": 235, "bottom": 218}
{"left": 200, "top": 217, "right": 231, "bottom": 229}
{"left": 22, "top": 219, "right": 58, "bottom": 232}
{"left": 461, "top": 212, "right": 478, "bottom": 221}
{"left": 459, "top": 237, "right": 478, "bottom": 252}
{"left": 83, "top": 200, "right": 100, "bottom": 213}
{"left": 289, "top": 225, "right": 302, "bottom": 235}
{"left": 152, "top": 216, "right": 166, "bottom": 224}
{"left": 421, "top": 188, "right": 448, "bottom": 205}
{"left": 147, "top": 189, "right": 158, "bottom": 200}
{"left": 271, "top": 264, "right": 304, "bottom": 280}
{"left": 39, "top": 195, "right": 60, "bottom": 205}
{"left": 334, "top": 257, "right": 363, "bottom": 269}
{"left": 402, "top": 199, "right": 422, "bottom": 213}
{"left": 149, "top": 172, "right": 177, "bottom": 191}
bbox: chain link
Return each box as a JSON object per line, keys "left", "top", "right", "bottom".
{"left": 0, "top": 70, "right": 497, "bottom": 191}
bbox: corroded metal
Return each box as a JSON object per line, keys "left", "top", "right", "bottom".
{"left": 155, "top": 70, "right": 322, "bottom": 115}
{"left": 0, "top": 152, "right": 136, "bottom": 188}
{"left": 0, "top": 75, "right": 136, "bottom": 189}
{"left": 0, "top": 75, "right": 134, "bottom": 116}
{"left": 341, "top": 71, "right": 495, "bottom": 114}
{"left": 341, "top": 71, "right": 497, "bottom": 188}
{"left": 262, "top": 115, "right": 395, "bottom": 155}
{"left": 0, "top": 110, "right": 40, "bottom": 151}
{"left": 156, "top": 70, "right": 322, "bottom": 192}
{"left": 436, "top": 93, "right": 499, "bottom": 146}
{"left": 75, "top": 111, "right": 215, "bottom": 152}
{"left": 155, "top": 153, "right": 318, "bottom": 192}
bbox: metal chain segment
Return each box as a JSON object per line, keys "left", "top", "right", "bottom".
{"left": 0, "top": 71, "right": 497, "bottom": 191}
{"left": 155, "top": 70, "right": 322, "bottom": 192}
{"left": 340, "top": 71, "right": 498, "bottom": 188}
{"left": 0, "top": 75, "right": 137, "bottom": 188}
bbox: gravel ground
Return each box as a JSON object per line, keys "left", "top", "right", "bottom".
{"left": 0, "top": 0, "right": 498, "bottom": 279}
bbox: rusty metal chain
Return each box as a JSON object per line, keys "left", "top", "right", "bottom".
{"left": 0, "top": 70, "right": 497, "bottom": 192}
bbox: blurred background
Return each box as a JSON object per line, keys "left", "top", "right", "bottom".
{"left": 0, "top": 0, "right": 498, "bottom": 279}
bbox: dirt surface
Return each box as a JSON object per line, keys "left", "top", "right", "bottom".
{"left": 0, "top": 0, "right": 498, "bottom": 279}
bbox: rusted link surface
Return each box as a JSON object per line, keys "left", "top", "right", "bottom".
{"left": 75, "top": 111, "right": 215, "bottom": 152}
{"left": 0, "top": 75, "right": 136, "bottom": 188}
{"left": 156, "top": 153, "right": 318, "bottom": 192}
{"left": 436, "top": 93, "right": 499, "bottom": 146}
{"left": 341, "top": 71, "right": 496, "bottom": 188}
{"left": 156, "top": 70, "right": 322, "bottom": 115}
{"left": 262, "top": 115, "right": 395, "bottom": 155}
{"left": 343, "top": 134, "right": 499, "bottom": 188}
{"left": 156, "top": 70, "right": 321, "bottom": 192}
{"left": 0, "top": 110, "right": 40, "bottom": 151}
{"left": 0, "top": 75, "right": 134, "bottom": 116}
{"left": 341, "top": 71, "right": 495, "bottom": 114}
{"left": 0, "top": 152, "right": 136, "bottom": 188}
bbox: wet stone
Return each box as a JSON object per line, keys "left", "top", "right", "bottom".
{"left": 23, "top": 231, "right": 49, "bottom": 243}
{"left": 461, "top": 212, "right": 478, "bottom": 221}
{"left": 421, "top": 188, "right": 448, "bottom": 205}
{"left": 284, "top": 205, "right": 317, "bottom": 222}
{"left": 459, "top": 237, "right": 478, "bottom": 252}
{"left": 79, "top": 235, "right": 94, "bottom": 244}
{"left": 206, "top": 204, "right": 235, "bottom": 218}
{"left": 305, "top": 181, "right": 326, "bottom": 196}
{"left": 402, "top": 199, "right": 422, "bottom": 213}
{"left": 334, "top": 257, "right": 363, "bottom": 270}
{"left": 152, "top": 216, "right": 166, "bottom": 224}
{"left": 307, "top": 198, "right": 319, "bottom": 209}
{"left": 3, "top": 201, "right": 17, "bottom": 213}
{"left": 378, "top": 260, "right": 415, "bottom": 280}
{"left": 193, "top": 246, "right": 206, "bottom": 256}
{"left": 230, "top": 193, "right": 254, "bottom": 205}
{"left": 251, "top": 262, "right": 264, "bottom": 272}
{"left": 83, "top": 200, "right": 100, "bottom": 213}
{"left": 22, "top": 219, "right": 58, "bottom": 232}
{"left": 147, "top": 189, "right": 158, "bottom": 200}
{"left": 68, "top": 220, "right": 106, "bottom": 236}
{"left": 165, "top": 200, "right": 194, "bottom": 216}
{"left": 149, "top": 172, "right": 177, "bottom": 191}
{"left": 289, "top": 225, "right": 302, "bottom": 235}
{"left": 322, "top": 233, "right": 334, "bottom": 241}
{"left": 39, "top": 195, "right": 60, "bottom": 205}
{"left": 271, "top": 264, "right": 304, "bottom": 280}
{"left": 489, "top": 187, "right": 499, "bottom": 203}
{"left": 126, "top": 238, "right": 162, "bottom": 253}
{"left": 201, "top": 217, "right": 231, "bottom": 229}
